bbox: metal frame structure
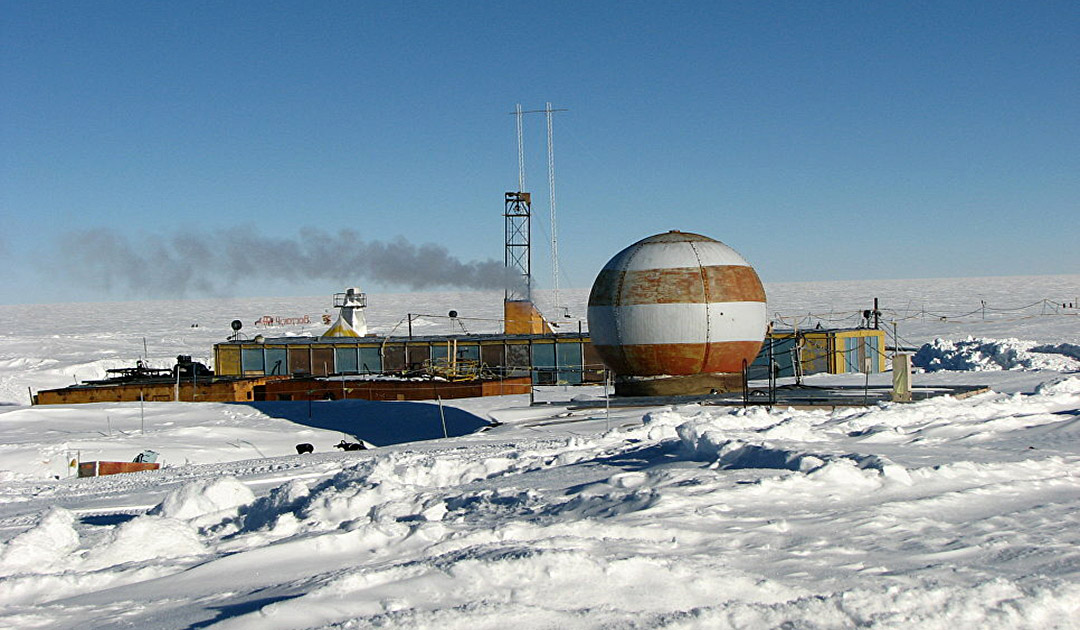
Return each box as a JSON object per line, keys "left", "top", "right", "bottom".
{"left": 504, "top": 191, "right": 532, "bottom": 302}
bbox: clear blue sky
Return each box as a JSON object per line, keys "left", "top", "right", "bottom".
{"left": 2, "top": 1, "right": 1077, "bottom": 305}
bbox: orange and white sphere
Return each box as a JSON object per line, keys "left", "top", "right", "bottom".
{"left": 587, "top": 231, "right": 767, "bottom": 395}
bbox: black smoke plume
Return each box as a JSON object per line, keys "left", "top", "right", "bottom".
{"left": 57, "top": 228, "right": 518, "bottom": 296}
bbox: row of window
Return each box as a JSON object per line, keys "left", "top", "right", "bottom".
{"left": 233, "top": 341, "right": 593, "bottom": 385}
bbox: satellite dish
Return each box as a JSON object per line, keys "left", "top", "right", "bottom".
{"left": 231, "top": 319, "right": 243, "bottom": 332}
{"left": 448, "top": 310, "right": 458, "bottom": 318}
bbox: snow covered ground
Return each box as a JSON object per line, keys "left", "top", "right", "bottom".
{"left": 0, "top": 275, "right": 1077, "bottom": 629}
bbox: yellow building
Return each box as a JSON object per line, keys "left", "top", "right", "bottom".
{"left": 751, "top": 327, "right": 887, "bottom": 378}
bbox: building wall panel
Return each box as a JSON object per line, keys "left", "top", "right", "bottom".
{"left": 311, "top": 347, "right": 334, "bottom": 376}
{"left": 216, "top": 345, "right": 241, "bottom": 376}
{"left": 288, "top": 347, "right": 311, "bottom": 376}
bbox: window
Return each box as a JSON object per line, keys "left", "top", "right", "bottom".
{"left": 359, "top": 347, "right": 382, "bottom": 374}
{"left": 532, "top": 343, "right": 556, "bottom": 385}
{"left": 241, "top": 347, "right": 265, "bottom": 374}
{"left": 555, "top": 342, "right": 583, "bottom": 384}
{"left": 335, "top": 347, "right": 359, "bottom": 373}
{"left": 265, "top": 348, "right": 287, "bottom": 376}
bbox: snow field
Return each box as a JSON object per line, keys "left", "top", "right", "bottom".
{"left": 0, "top": 277, "right": 1077, "bottom": 628}
{"left": 0, "top": 401, "right": 353, "bottom": 481}
{"left": 2, "top": 376, "right": 1076, "bottom": 627}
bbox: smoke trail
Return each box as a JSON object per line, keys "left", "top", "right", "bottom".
{"left": 57, "top": 228, "right": 519, "bottom": 296}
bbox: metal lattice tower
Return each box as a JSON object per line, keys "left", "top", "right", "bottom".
{"left": 504, "top": 192, "right": 532, "bottom": 301}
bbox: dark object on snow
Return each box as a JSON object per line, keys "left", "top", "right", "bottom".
{"left": 100, "top": 361, "right": 172, "bottom": 382}
{"left": 173, "top": 355, "right": 213, "bottom": 379}
{"left": 296, "top": 443, "right": 314, "bottom": 454}
{"left": 334, "top": 439, "right": 366, "bottom": 451}
{"left": 133, "top": 449, "right": 158, "bottom": 463}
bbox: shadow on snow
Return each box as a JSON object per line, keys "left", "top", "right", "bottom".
{"left": 239, "top": 399, "right": 492, "bottom": 448}
{"left": 188, "top": 594, "right": 304, "bottom": 629}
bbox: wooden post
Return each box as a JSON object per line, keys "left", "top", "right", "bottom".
{"left": 892, "top": 353, "right": 912, "bottom": 403}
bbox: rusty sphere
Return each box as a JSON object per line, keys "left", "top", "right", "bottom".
{"left": 587, "top": 231, "right": 767, "bottom": 383}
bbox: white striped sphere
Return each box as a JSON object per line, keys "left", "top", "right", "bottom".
{"left": 587, "top": 231, "right": 767, "bottom": 377}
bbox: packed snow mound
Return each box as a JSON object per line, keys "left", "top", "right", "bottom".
{"left": 1034, "top": 341, "right": 1080, "bottom": 361}
{"left": 149, "top": 476, "right": 255, "bottom": 521}
{"left": 675, "top": 422, "right": 913, "bottom": 485}
{"left": 84, "top": 516, "right": 205, "bottom": 570}
{"left": 0, "top": 357, "right": 59, "bottom": 370}
{"left": 1036, "top": 375, "right": 1080, "bottom": 396}
{"left": 0, "top": 508, "right": 79, "bottom": 577}
{"left": 242, "top": 478, "right": 312, "bottom": 532}
{"left": 914, "top": 337, "right": 1080, "bottom": 372}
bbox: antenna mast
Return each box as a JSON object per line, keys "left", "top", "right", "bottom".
{"left": 507, "top": 103, "right": 567, "bottom": 307}
{"left": 546, "top": 102, "right": 561, "bottom": 313}
{"left": 516, "top": 103, "right": 526, "bottom": 193}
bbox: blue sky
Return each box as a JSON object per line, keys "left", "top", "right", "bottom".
{"left": 2, "top": 1, "right": 1077, "bottom": 305}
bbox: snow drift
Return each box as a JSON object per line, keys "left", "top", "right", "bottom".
{"left": 914, "top": 337, "right": 1080, "bottom": 372}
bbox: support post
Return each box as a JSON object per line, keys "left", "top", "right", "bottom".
{"left": 768, "top": 339, "right": 776, "bottom": 407}
{"left": 437, "top": 395, "right": 448, "bottom": 439}
{"left": 892, "top": 353, "right": 912, "bottom": 403}
{"left": 742, "top": 359, "right": 749, "bottom": 408}
{"left": 604, "top": 369, "right": 611, "bottom": 431}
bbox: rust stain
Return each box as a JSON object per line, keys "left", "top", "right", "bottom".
{"left": 593, "top": 341, "right": 764, "bottom": 376}
{"left": 625, "top": 268, "right": 706, "bottom": 304}
{"left": 704, "top": 266, "right": 766, "bottom": 303}
{"left": 588, "top": 266, "right": 764, "bottom": 307}
{"left": 588, "top": 269, "right": 622, "bottom": 306}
